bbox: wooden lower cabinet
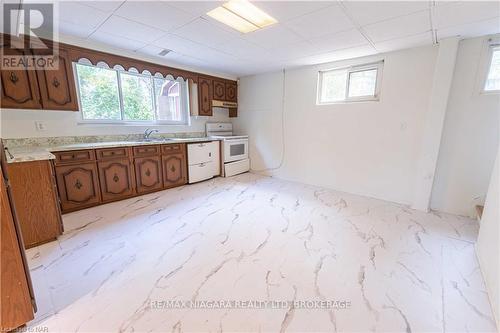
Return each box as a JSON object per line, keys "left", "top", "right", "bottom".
{"left": 8, "top": 160, "right": 63, "bottom": 248}
{"left": 55, "top": 162, "right": 101, "bottom": 212}
{"left": 162, "top": 153, "right": 187, "bottom": 188}
{"left": 98, "top": 158, "right": 135, "bottom": 202}
{"left": 134, "top": 156, "right": 163, "bottom": 194}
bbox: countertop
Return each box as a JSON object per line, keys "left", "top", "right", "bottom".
{"left": 6, "top": 137, "right": 221, "bottom": 163}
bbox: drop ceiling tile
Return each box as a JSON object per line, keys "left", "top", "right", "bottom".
{"left": 308, "top": 29, "right": 368, "bottom": 54}
{"left": 114, "top": 2, "right": 196, "bottom": 32}
{"left": 172, "top": 18, "right": 235, "bottom": 48}
{"left": 168, "top": 1, "right": 222, "bottom": 17}
{"left": 96, "top": 15, "right": 166, "bottom": 43}
{"left": 437, "top": 17, "right": 500, "bottom": 40}
{"left": 216, "top": 38, "right": 270, "bottom": 60}
{"left": 57, "top": 1, "right": 110, "bottom": 29}
{"left": 363, "top": 10, "right": 430, "bottom": 42}
{"left": 59, "top": 20, "right": 95, "bottom": 38}
{"left": 254, "top": 1, "right": 335, "bottom": 23}
{"left": 284, "top": 3, "right": 354, "bottom": 39}
{"left": 342, "top": 1, "right": 429, "bottom": 26}
{"left": 267, "top": 40, "right": 318, "bottom": 61}
{"left": 434, "top": 1, "right": 500, "bottom": 29}
{"left": 88, "top": 32, "right": 147, "bottom": 51}
{"left": 80, "top": 1, "right": 124, "bottom": 13}
{"left": 153, "top": 33, "right": 207, "bottom": 55}
{"left": 375, "top": 31, "right": 433, "bottom": 53}
{"left": 242, "top": 25, "right": 303, "bottom": 49}
{"left": 293, "top": 44, "right": 378, "bottom": 67}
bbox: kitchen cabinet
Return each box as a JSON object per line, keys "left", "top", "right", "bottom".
{"left": 198, "top": 76, "right": 213, "bottom": 116}
{"left": 162, "top": 143, "right": 187, "bottom": 189}
{"left": 134, "top": 156, "right": 163, "bottom": 194}
{"left": 1, "top": 142, "right": 35, "bottom": 331}
{"left": 98, "top": 158, "right": 135, "bottom": 202}
{"left": 0, "top": 49, "right": 42, "bottom": 110}
{"left": 55, "top": 162, "right": 101, "bottom": 213}
{"left": 0, "top": 46, "right": 78, "bottom": 111}
{"left": 8, "top": 160, "right": 63, "bottom": 248}
{"left": 35, "top": 48, "right": 79, "bottom": 111}
{"left": 225, "top": 82, "right": 237, "bottom": 102}
{"left": 213, "top": 79, "right": 226, "bottom": 100}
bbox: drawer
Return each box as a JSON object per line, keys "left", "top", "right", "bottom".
{"left": 96, "top": 147, "right": 129, "bottom": 160}
{"left": 188, "top": 162, "right": 214, "bottom": 184}
{"left": 54, "top": 149, "right": 95, "bottom": 165}
{"left": 161, "top": 143, "right": 184, "bottom": 155}
{"left": 133, "top": 145, "right": 160, "bottom": 157}
{"left": 187, "top": 142, "right": 217, "bottom": 165}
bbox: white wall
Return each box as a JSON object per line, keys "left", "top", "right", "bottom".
{"left": 234, "top": 45, "right": 438, "bottom": 205}
{"left": 476, "top": 151, "right": 500, "bottom": 328}
{"left": 431, "top": 36, "right": 500, "bottom": 217}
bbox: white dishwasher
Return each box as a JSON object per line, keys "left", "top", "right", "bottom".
{"left": 187, "top": 141, "right": 220, "bottom": 183}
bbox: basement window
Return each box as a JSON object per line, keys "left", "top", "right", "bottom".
{"left": 75, "top": 63, "right": 189, "bottom": 125}
{"left": 317, "top": 61, "right": 383, "bottom": 104}
{"left": 484, "top": 46, "right": 500, "bottom": 92}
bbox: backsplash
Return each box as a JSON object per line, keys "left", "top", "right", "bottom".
{"left": 3, "top": 132, "right": 206, "bottom": 148}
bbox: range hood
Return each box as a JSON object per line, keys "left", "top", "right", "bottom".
{"left": 212, "top": 100, "right": 238, "bottom": 108}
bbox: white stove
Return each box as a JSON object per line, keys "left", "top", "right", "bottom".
{"left": 206, "top": 123, "right": 250, "bottom": 177}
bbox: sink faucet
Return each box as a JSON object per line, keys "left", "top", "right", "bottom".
{"left": 144, "top": 128, "right": 159, "bottom": 141}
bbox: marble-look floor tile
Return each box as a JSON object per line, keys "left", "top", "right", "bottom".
{"left": 25, "top": 173, "right": 497, "bottom": 332}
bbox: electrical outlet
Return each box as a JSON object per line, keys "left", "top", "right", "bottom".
{"left": 35, "top": 121, "right": 47, "bottom": 131}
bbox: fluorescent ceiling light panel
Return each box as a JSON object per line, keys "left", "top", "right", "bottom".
{"left": 207, "top": 0, "right": 277, "bottom": 33}
{"left": 223, "top": 0, "right": 277, "bottom": 29}
{"left": 207, "top": 7, "right": 259, "bottom": 33}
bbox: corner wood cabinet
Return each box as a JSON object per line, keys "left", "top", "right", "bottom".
{"left": 198, "top": 76, "right": 213, "bottom": 116}
{"left": 7, "top": 160, "right": 63, "bottom": 248}
{"left": 0, "top": 48, "right": 78, "bottom": 111}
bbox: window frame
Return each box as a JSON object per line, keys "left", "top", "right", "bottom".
{"left": 317, "top": 61, "right": 383, "bottom": 105}
{"left": 482, "top": 44, "right": 500, "bottom": 94}
{"left": 74, "top": 62, "right": 190, "bottom": 126}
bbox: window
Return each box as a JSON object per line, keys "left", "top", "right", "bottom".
{"left": 317, "top": 61, "right": 383, "bottom": 104}
{"left": 484, "top": 46, "right": 500, "bottom": 92}
{"left": 75, "top": 63, "right": 189, "bottom": 124}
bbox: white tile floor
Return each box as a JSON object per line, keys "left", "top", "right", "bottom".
{"left": 26, "top": 173, "right": 496, "bottom": 332}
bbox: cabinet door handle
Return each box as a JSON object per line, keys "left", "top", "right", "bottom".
{"left": 9, "top": 72, "right": 19, "bottom": 84}
{"left": 52, "top": 77, "right": 60, "bottom": 88}
{"left": 75, "top": 179, "right": 83, "bottom": 189}
{"left": 145, "top": 169, "right": 151, "bottom": 177}
{"left": 113, "top": 173, "right": 119, "bottom": 182}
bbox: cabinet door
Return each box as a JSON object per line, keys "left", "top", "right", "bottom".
{"left": 225, "top": 82, "right": 237, "bottom": 102}
{"left": 55, "top": 163, "right": 101, "bottom": 213}
{"left": 162, "top": 153, "right": 187, "bottom": 188}
{"left": 0, "top": 49, "right": 42, "bottom": 109}
{"left": 213, "top": 79, "right": 226, "bottom": 100}
{"left": 134, "top": 156, "right": 163, "bottom": 194}
{"left": 98, "top": 158, "right": 135, "bottom": 202}
{"left": 36, "top": 49, "right": 79, "bottom": 111}
{"left": 198, "top": 76, "right": 212, "bottom": 116}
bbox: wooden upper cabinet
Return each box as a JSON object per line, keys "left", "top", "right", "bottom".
{"left": 98, "top": 158, "right": 135, "bottom": 202}
{"left": 225, "top": 82, "right": 237, "bottom": 102}
{"left": 213, "top": 79, "right": 226, "bottom": 100}
{"left": 55, "top": 162, "right": 101, "bottom": 212}
{"left": 35, "top": 49, "right": 79, "bottom": 111}
{"left": 198, "top": 76, "right": 213, "bottom": 116}
{"left": 0, "top": 49, "right": 42, "bottom": 109}
{"left": 134, "top": 156, "right": 163, "bottom": 194}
